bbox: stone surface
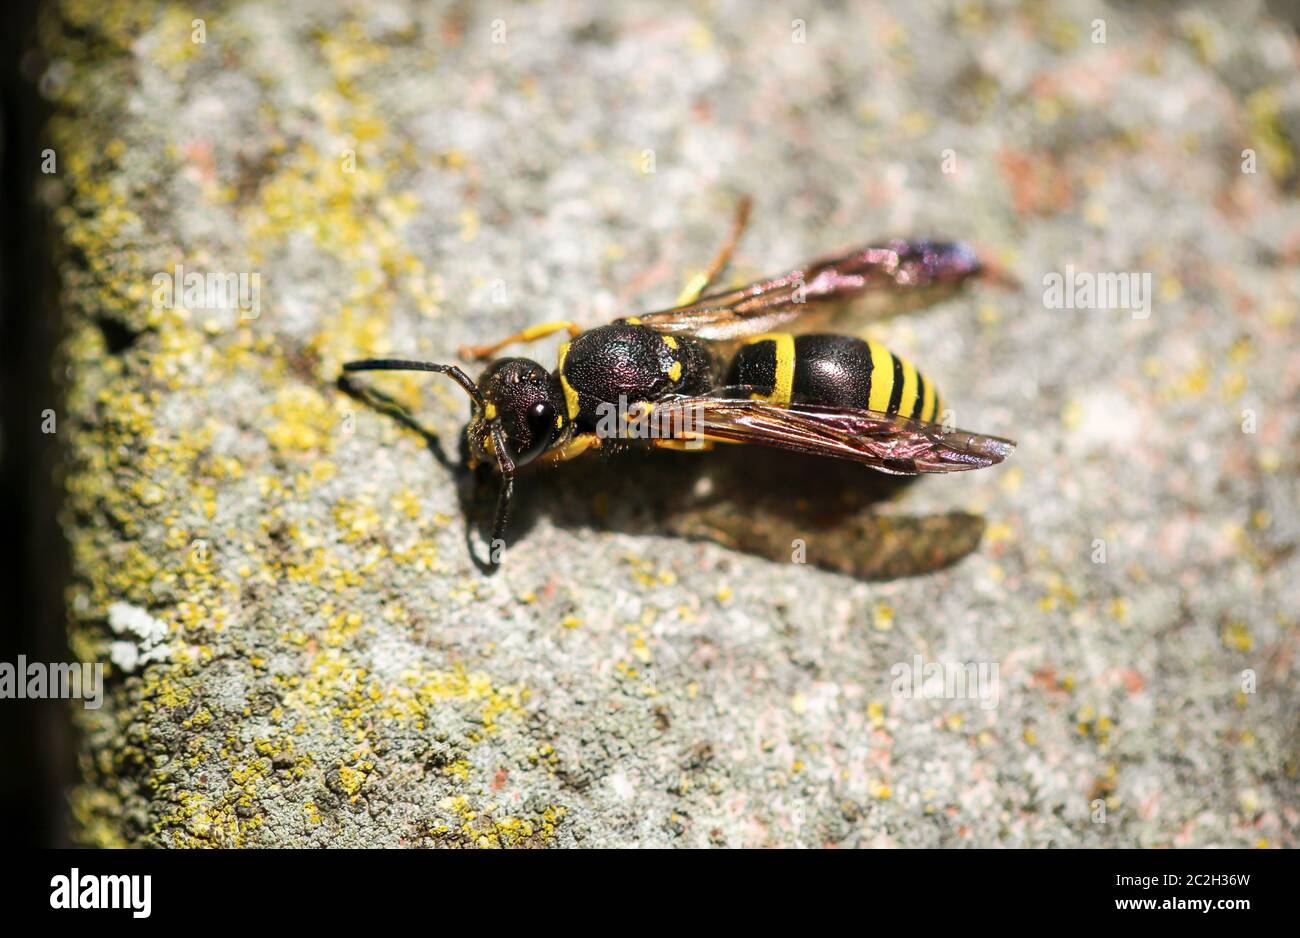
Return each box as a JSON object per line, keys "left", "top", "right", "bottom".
{"left": 45, "top": 0, "right": 1297, "bottom": 847}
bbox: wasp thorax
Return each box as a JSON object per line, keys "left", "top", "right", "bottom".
{"left": 474, "top": 357, "right": 566, "bottom": 466}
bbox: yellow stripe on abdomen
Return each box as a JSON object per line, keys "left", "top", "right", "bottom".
{"left": 920, "top": 375, "right": 937, "bottom": 422}
{"left": 898, "top": 357, "right": 920, "bottom": 419}
{"left": 747, "top": 332, "right": 795, "bottom": 406}
{"left": 866, "top": 341, "right": 895, "bottom": 413}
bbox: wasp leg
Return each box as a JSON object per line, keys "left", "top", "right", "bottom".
{"left": 652, "top": 438, "right": 716, "bottom": 452}
{"left": 674, "top": 194, "right": 753, "bottom": 306}
{"left": 535, "top": 432, "right": 602, "bottom": 465}
{"left": 458, "top": 320, "right": 584, "bottom": 361}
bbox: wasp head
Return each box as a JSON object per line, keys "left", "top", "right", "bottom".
{"left": 469, "top": 357, "right": 568, "bottom": 470}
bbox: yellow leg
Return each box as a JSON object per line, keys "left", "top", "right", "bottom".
{"left": 674, "top": 194, "right": 752, "bottom": 306}
{"left": 536, "top": 432, "right": 601, "bottom": 465}
{"left": 652, "top": 438, "right": 715, "bottom": 452}
{"left": 459, "top": 320, "right": 583, "bottom": 361}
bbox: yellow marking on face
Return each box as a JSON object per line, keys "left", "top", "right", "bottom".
{"left": 484, "top": 403, "right": 497, "bottom": 420}
{"left": 746, "top": 332, "right": 795, "bottom": 406}
{"left": 898, "top": 357, "right": 920, "bottom": 420}
{"left": 537, "top": 432, "right": 600, "bottom": 464}
{"left": 662, "top": 335, "right": 679, "bottom": 350}
{"left": 668, "top": 360, "right": 683, "bottom": 382}
{"left": 557, "top": 341, "right": 580, "bottom": 419}
{"left": 624, "top": 316, "right": 643, "bottom": 325}
{"left": 555, "top": 413, "right": 564, "bottom": 429}
{"left": 921, "top": 374, "right": 938, "bottom": 422}
{"left": 866, "top": 341, "right": 895, "bottom": 413}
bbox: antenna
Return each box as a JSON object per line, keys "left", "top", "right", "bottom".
{"left": 342, "top": 358, "right": 516, "bottom": 563}
{"left": 342, "top": 359, "right": 485, "bottom": 410}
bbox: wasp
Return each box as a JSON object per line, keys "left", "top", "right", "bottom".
{"left": 343, "top": 198, "right": 1015, "bottom": 562}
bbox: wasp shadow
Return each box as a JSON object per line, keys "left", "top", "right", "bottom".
{"left": 338, "top": 376, "right": 986, "bottom": 579}
{"left": 338, "top": 375, "right": 495, "bottom": 573}
{"left": 337, "top": 375, "right": 456, "bottom": 470}
{"left": 516, "top": 444, "right": 988, "bottom": 580}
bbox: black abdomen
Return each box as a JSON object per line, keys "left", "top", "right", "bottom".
{"left": 726, "top": 333, "right": 941, "bottom": 421}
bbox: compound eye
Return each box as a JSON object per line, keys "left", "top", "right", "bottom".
{"left": 516, "top": 401, "right": 556, "bottom": 465}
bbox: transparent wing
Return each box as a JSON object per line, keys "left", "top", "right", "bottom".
{"left": 649, "top": 388, "right": 1015, "bottom": 475}
{"left": 628, "top": 240, "right": 1000, "bottom": 343}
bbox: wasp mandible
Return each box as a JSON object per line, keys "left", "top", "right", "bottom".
{"left": 343, "top": 197, "right": 1016, "bottom": 562}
